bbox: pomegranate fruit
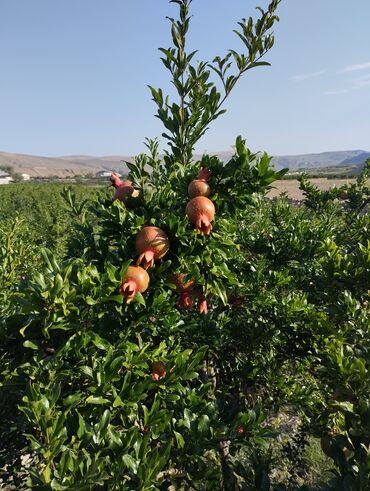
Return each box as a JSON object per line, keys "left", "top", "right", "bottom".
{"left": 198, "top": 298, "right": 208, "bottom": 315}
{"left": 168, "top": 273, "right": 195, "bottom": 293}
{"left": 188, "top": 179, "right": 211, "bottom": 198}
{"left": 135, "top": 226, "right": 170, "bottom": 270}
{"left": 119, "top": 266, "right": 149, "bottom": 303}
{"left": 186, "top": 196, "right": 215, "bottom": 235}
{"left": 168, "top": 273, "right": 195, "bottom": 309}
{"left": 197, "top": 167, "right": 211, "bottom": 181}
{"left": 151, "top": 361, "right": 166, "bottom": 381}
{"left": 110, "top": 172, "right": 139, "bottom": 201}
{"left": 178, "top": 291, "right": 194, "bottom": 309}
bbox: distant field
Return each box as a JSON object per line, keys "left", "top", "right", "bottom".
{"left": 267, "top": 178, "right": 368, "bottom": 200}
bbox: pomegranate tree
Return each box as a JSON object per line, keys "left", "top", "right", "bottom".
{"left": 10, "top": 1, "right": 370, "bottom": 489}
{"left": 0, "top": 0, "right": 294, "bottom": 488}
{"left": 3, "top": 0, "right": 370, "bottom": 487}
{"left": 3, "top": 1, "right": 288, "bottom": 487}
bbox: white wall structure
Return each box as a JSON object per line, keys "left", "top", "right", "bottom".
{"left": 0, "top": 172, "right": 13, "bottom": 185}
{"left": 96, "top": 170, "right": 112, "bottom": 178}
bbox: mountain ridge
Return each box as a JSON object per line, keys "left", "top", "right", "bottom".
{"left": 0, "top": 149, "right": 369, "bottom": 177}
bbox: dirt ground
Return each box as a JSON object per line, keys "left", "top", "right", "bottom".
{"left": 267, "top": 178, "right": 361, "bottom": 200}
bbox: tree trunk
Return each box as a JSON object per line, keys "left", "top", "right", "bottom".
{"left": 218, "top": 440, "right": 237, "bottom": 491}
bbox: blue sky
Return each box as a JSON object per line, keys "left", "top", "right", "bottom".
{"left": 0, "top": 0, "right": 369, "bottom": 157}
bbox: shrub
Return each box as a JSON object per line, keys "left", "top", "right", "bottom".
{"left": 1, "top": 1, "right": 369, "bottom": 490}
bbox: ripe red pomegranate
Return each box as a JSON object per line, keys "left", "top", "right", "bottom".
{"left": 178, "top": 291, "right": 194, "bottom": 309}
{"left": 188, "top": 179, "right": 211, "bottom": 198}
{"left": 151, "top": 361, "right": 166, "bottom": 381}
{"left": 135, "top": 226, "right": 170, "bottom": 270}
{"left": 168, "top": 273, "right": 195, "bottom": 309}
{"left": 110, "top": 172, "right": 139, "bottom": 201}
{"left": 197, "top": 167, "right": 211, "bottom": 181}
{"left": 186, "top": 196, "right": 215, "bottom": 235}
{"left": 119, "top": 266, "right": 149, "bottom": 303}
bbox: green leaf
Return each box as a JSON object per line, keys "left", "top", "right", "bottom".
{"left": 23, "top": 340, "right": 38, "bottom": 350}
{"left": 85, "top": 296, "right": 97, "bottom": 306}
{"left": 63, "top": 393, "right": 82, "bottom": 407}
{"left": 113, "top": 395, "right": 125, "bottom": 408}
{"left": 174, "top": 430, "right": 185, "bottom": 448}
{"left": 77, "top": 412, "right": 85, "bottom": 438}
{"left": 86, "top": 396, "right": 110, "bottom": 405}
{"left": 81, "top": 366, "right": 94, "bottom": 378}
{"left": 98, "top": 409, "right": 111, "bottom": 434}
{"left": 134, "top": 292, "right": 146, "bottom": 306}
{"left": 122, "top": 454, "right": 139, "bottom": 474}
{"left": 198, "top": 414, "right": 210, "bottom": 434}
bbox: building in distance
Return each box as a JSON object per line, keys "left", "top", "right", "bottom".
{"left": 95, "top": 170, "right": 113, "bottom": 178}
{"left": 0, "top": 171, "right": 13, "bottom": 185}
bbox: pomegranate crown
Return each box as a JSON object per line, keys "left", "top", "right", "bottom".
{"left": 110, "top": 172, "right": 122, "bottom": 188}
{"left": 178, "top": 291, "right": 194, "bottom": 309}
{"left": 111, "top": 173, "right": 134, "bottom": 189}
{"left": 197, "top": 167, "right": 212, "bottom": 182}
{"left": 198, "top": 298, "right": 208, "bottom": 315}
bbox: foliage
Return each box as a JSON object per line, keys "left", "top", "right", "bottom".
{"left": 0, "top": 183, "right": 99, "bottom": 263}
{"left": 1, "top": 1, "right": 369, "bottom": 490}
{"left": 298, "top": 160, "right": 370, "bottom": 212}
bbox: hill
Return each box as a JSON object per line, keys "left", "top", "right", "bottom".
{"left": 0, "top": 149, "right": 369, "bottom": 177}
{"left": 0, "top": 152, "right": 132, "bottom": 178}
{"left": 270, "top": 150, "right": 369, "bottom": 170}
{"left": 338, "top": 151, "right": 370, "bottom": 166}
{"left": 206, "top": 149, "right": 370, "bottom": 171}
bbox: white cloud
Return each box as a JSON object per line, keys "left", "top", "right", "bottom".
{"left": 357, "top": 73, "right": 370, "bottom": 80}
{"left": 290, "top": 70, "right": 326, "bottom": 82}
{"left": 325, "top": 72, "right": 370, "bottom": 94}
{"left": 324, "top": 89, "right": 348, "bottom": 96}
{"left": 353, "top": 79, "right": 370, "bottom": 90}
{"left": 341, "top": 61, "right": 370, "bottom": 73}
{"left": 351, "top": 72, "right": 370, "bottom": 90}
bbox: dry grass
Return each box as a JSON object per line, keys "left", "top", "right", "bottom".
{"left": 268, "top": 178, "right": 362, "bottom": 200}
